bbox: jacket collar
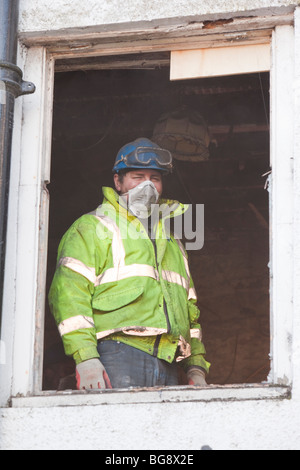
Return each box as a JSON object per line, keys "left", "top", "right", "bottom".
{"left": 101, "top": 186, "right": 189, "bottom": 220}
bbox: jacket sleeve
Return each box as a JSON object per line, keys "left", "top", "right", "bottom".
{"left": 182, "top": 274, "right": 211, "bottom": 374}
{"left": 48, "top": 219, "right": 100, "bottom": 365}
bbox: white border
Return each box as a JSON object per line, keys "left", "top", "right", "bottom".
{"left": 269, "top": 25, "right": 295, "bottom": 385}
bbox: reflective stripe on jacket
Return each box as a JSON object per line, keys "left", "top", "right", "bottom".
{"left": 48, "top": 187, "right": 210, "bottom": 372}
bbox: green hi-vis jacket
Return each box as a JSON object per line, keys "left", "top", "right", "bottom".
{"left": 49, "top": 187, "right": 210, "bottom": 373}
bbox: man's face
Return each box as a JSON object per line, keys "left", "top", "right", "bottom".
{"left": 114, "top": 169, "right": 163, "bottom": 196}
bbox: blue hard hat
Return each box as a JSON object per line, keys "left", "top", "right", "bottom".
{"left": 112, "top": 137, "right": 173, "bottom": 174}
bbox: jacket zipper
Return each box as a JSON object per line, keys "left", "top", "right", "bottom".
{"left": 153, "top": 335, "right": 161, "bottom": 357}
{"left": 145, "top": 220, "right": 172, "bottom": 356}
{"left": 153, "top": 302, "right": 171, "bottom": 357}
{"left": 151, "top": 236, "right": 171, "bottom": 358}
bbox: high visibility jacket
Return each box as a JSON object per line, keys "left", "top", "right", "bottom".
{"left": 49, "top": 187, "right": 210, "bottom": 373}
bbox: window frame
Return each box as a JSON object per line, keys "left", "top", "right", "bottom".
{"left": 1, "top": 15, "right": 296, "bottom": 406}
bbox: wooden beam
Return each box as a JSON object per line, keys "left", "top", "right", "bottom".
{"left": 19, "top": 12, "right": 293, "bottom": 50}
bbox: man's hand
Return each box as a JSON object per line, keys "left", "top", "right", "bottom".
{"left": 76, "top": 358, "right": 112, "bottom": 390}
{"left": 187, "top": 367, "right": 208, "bottom": 387}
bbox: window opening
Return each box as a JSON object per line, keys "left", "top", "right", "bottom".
{"left": 44, "top": 53, "right": 270, "bottom": 391}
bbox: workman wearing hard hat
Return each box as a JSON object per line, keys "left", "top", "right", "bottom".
{"left": 49, "top": 137, "right": 210, "bottom": 390}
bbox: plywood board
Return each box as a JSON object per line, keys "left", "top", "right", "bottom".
{"left": 170, "top": 43, "right": 271, "bottom": 80}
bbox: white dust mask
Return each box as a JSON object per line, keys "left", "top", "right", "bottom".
{"left": 123, "top": 180, "right": 160, "bottom": 219}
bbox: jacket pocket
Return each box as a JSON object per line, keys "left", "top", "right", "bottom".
{"left": 92, "top": 285, "right": 144, "bottom": 312}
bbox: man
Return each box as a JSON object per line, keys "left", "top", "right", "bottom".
{"left": 49, "top": 137, "right": 210, "bottom": 390}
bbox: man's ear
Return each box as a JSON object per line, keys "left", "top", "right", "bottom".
{"left": 114, "top": 173, "right": 121, "bottom": 192}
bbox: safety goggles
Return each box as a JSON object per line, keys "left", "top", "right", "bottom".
{"left": 115, "top": 146, "right": 173, "bottom": 170}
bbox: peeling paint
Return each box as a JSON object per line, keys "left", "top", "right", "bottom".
{"left": 202, "top": 18, "right": 234, "bottom": 29}
{"left": 277, "top": 375, "right": 290, "bottom": 386}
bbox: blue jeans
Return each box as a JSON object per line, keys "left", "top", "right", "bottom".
{"left": 97, "top": 340, "right": 179, "bottom": 388}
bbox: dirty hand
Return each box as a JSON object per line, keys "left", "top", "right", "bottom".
{"left": 76, "top": 358, "right": 112, "bottom": 390}
{"left": 187, "top": 367, "right": 207, "bottom": 387}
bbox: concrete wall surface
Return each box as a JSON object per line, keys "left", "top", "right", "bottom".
{"left": 1, "top": 396, "right": 300, "bottom": 450}
{"left": 19, "top": 0, "right": 300, "bottom": 32}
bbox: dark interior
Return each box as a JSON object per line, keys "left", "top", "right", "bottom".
{"left": 43, "top": 52, "right": 270, "bottom": 390}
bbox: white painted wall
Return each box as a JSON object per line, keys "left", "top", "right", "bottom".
{"left": 1, "top": 0, "right": 300, "bottom": 451}
{"left": 18, "top": 0, "right": 300, "bottom": 32}
{"left": 0, "top": 398, "right": 300, "bottom": 450}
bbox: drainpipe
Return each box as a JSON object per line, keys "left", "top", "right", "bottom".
{"left": 0, "top": 0, "right": 35, "bottom": 333}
